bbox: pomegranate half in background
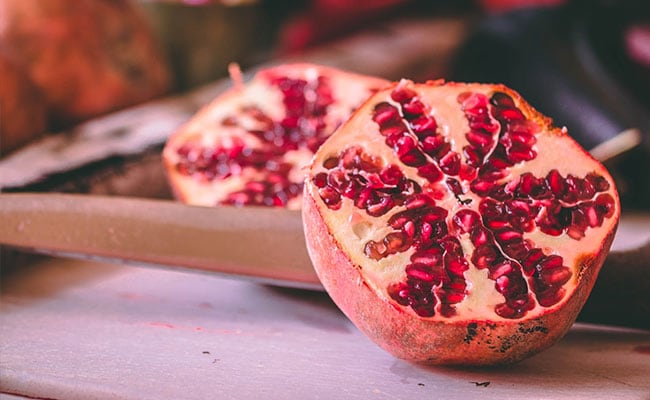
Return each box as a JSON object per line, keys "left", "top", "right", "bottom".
{"left": 163, "top": 64, "right": 388, "bottom": 209}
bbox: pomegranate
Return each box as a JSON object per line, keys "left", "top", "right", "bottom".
{"left": 302, "top": 79, "right": 619, "bottom": 365}
{"left": 0, "top": 0, "right": 170, "bottom": 128}
{"left": 0, "top": 54, "right": 47, "bottom": 156}
{"left": 163, "top": 64, "right": 388, "bottom": 208}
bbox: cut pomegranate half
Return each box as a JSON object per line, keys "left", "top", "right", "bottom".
{"left": 163, "top": 64, "right": 388, "bottom": 208}
{"left": 303, "top": 79, "right": 620, "bottom": 365}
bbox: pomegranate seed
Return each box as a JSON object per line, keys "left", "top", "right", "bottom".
{"left": 546, "top": 169, "right": 566, "bottom": 196}
{"left": 410, "top": 116, "right": 437, "bottom": 137}
{"left": 381, "top": 125, "right": 409, "bottom": 147}
{"left": 540, "top": 266, "right": 572, "bottom": 286}
{"left": 495, "top": 229, "right": 522, "bottom": 243}
{"left": 507, "top": 144, "right": 537, "bottom": 163}
{"left": 498, "top": 108, "right": 525, "bottom": 121}
{"left": 466, "top": 130, "right": 493, "bottom": 149}
{"left": 462, "top": 146, "right": 482, "bottom": 168}
{"left": 509, "top": 130, "right": 536, "bottom": 147}
{"left": 470, "top": 180, "right": 495, "bottom": 196}
{"left": 446, "top": 257, "right": 469, "bottom": 275}
{"left": 586, "top": 173, "right": 610, "bottom": 192}
{"left": 594, "top": 193, "right": 615, "bottom": 218}
{"left": 406, "top": 264, "right": 436, "bottom": 282}
{"left": 322, "top": 156, "right": 339, "bottom": 169}
{"left": 395, "top": 137, "right": 427, "bottom": 167}
{"left": 460, "top": 92, "right": 488, "bottom": 113}
{"left": 411, "top": 246, "right": 443, "bottom": 265}
{"left": 372, "top": 102, "right": 400, "bottom": 125}
{"left": 452, "top": 209, "right": 480, "bottom": 233}
{"left": 417, "top": 163, "right": 443, "bottom": 182}
{"left": 391, "top": 86, "right": 417, "bottom": 103}
{"left": 536, "top": 287, "right": 566, "bottom": 307}
{"left": 490, "top": 92, "right": 516, "bottom": 108}
{"left": 366, "top": 196, "right": 395, "bottom": 217}
{"left": 421, "top": 135, "right": 448, "bottom": 158}
{"left": 384, "top": 232, "right": 411, "bottom": 253}
{"left": 318, "top": 186, "right": 341, "bottom": 209}
{"left": 402, "top": 99, "right": 426, "bottom": 116}
{"left": 439, "top": 152, "right": 461, "bottom": 175}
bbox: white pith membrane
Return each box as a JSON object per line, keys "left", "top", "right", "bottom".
{"left": 163, "top": 64, "right": 387, "bottom": 209}
{"left": 307, "top": 80, "right": 619, "bottom": 322}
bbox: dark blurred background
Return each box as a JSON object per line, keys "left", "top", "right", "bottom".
{"left": 1, "top": 0, "right": 648, "bottom": 208}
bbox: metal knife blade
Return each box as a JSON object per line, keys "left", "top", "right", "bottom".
{"left": 0, "top": 193, "right": 322, "bottom": 290}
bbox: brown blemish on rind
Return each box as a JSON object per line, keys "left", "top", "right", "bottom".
{"left": 464, "top": 322, "right": 478, "bottom": 344}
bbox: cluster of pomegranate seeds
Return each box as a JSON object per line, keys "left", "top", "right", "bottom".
{"left": 312, "top": 146, "right": 421, "bottom": 216}
{"left": 313, "top": 85, "right": 616, "bottom": 319}
{"left": 174, "top": 73, "right": 336, "bottom": 207}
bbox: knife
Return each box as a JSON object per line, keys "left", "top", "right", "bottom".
{"left": 0, "top": 193, "right": 322, "bottom": 290}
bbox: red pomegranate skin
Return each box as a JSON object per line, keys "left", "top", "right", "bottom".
{"left": 0, "top": 0, "right": 171, "bottom": 128}
{"left": 302, "top": 80, "right": 620, "bottom": 366}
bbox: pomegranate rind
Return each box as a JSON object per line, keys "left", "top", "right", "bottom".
{"left": 163, "top": 63, "right": 388, "bottom": 208}
{"left": 302, "top": 80, "right": 620, "bottom": 365}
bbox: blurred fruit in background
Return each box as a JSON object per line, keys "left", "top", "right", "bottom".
{"left": 0, "top": 54, "right": 48, "bottom": 154}
{"left": 0, "top": 0, "right": 171, "bottom": 134}
{"left": 137, "top": 0, "right": 266, "bottom": 92}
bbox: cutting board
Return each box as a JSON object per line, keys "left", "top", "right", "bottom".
{"left": 2, "top": 238, "right": 650, "bottom": 399}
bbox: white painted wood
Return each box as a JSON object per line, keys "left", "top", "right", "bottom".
{"left": 1, "top": 255, "right": 649, "bottom": 399}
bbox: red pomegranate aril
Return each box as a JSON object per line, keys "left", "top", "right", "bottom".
{"left": 410, "top": 116, "right": 438, "bottom": 137}
{"left": 318, "top": 186, "right": 341, "bottom": 209}
{"left": 503, "top": 240, "right": 530, "bottom": 260}
{"left": 471, "top": 227, "right": 492, "bottom": 247}
{"left": 466, "top": 130, "right": 494, "bottom": 149}
{"left": 546, "top": 169, "right": 566, "bottom": 196}
{"left": 495, "top": 229, "right": 523, "bottom": 243}
{"left": 439, "top": 152, "right": 461, "bottom": 175}
{"left": 322, "top": 156, "right": 340, "bottom": 170}
{"left": 417, "top": 163, "right": 443, "bottom": 182}
{"left": 421, "top": 135, "right": 446, "bottom": 156}
{"left": 509, "top": 129, "right": 537, "bottom": 147}
{"left": 472, "top": 245, "right": 498, "bottom": 269}
{"left": 372, "top": 102, "right": 401, "bottom": 125}
{"left": 391, "top": 85, "right": 417, "bottom": 103}
{"left": 367, "top": 196, "right": 395, "bottom": 217}
{"left": 406, "top": 264, "right": 437, "bottom": 282}
{"left": 304, "top": 80, "right": 619, "bottom": 366}
{"left": 586, "top": 172, "right": 611, "bottom": 192}
{"left": 402, "top": 99, "right": 427, "bottom": 116}
{"left": 395, "top": 137, "right": 427, "bottom": 167}
{"left": 497, "top": 108, "right": 525, "bottom": 121}
{"left": 380, "top": 165, "right": 404, "bottom": 185}
{"left": 446, "top": 178, "right": 464, "bottom": 196}
{"left": 489, "top": 91, "right": 516, "bottom": 108}
{"left": 463, "top": 146, "right": 482, "bottom": 168}
{"left": 507, "top": 143, "right": 537, "bottom": 163}
{"left": 594, "top": 193, "right": 616, "bottom": 218}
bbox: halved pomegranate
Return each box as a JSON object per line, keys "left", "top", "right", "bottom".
{"left": 163, "top": 64, "right": 388, "bottom": 208}
{"left": 303, "top": 79, "right": 620, "bottom": 365}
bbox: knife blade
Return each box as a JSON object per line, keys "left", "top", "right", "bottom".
{"left": 0, "top": 193, "right": 322, "bottom": 290}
